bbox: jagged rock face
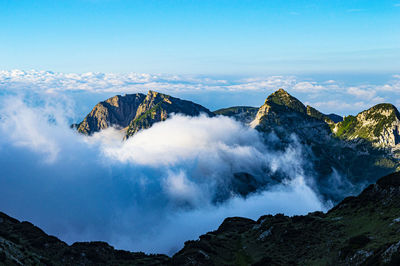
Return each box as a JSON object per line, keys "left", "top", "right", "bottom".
{"left": 172, "top": 172, "right": 400, "bottom": 265}
{"left": 76, "top": 90, "right": 214, "bottom": 137}
{"left": 77, "top": 93, "right": 146, "bottom": 135}
{"left": 125, "top": 90, "right": 214, "bottom": 138}
{"left": 213, "top": 106, "right": 258, "bottom": 124}
{"left": 333, "top": 103, "right": 400, "bottom": 148}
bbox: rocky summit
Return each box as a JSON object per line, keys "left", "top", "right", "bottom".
{"left": 333, "top": 103, "right": 400, "bottom": 148}
{"left": 250, "top": 88, "right": 333, "bottom": 132}
{"left": 2, "top": 172, "right": 400, "bottom": 265}
{"left": 75, "top": 90, "right": 214, "bottom": 138}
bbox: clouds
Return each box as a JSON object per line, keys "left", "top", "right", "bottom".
{"left": 0, "top": 95, "right": 324, "bottom": 255}
{"left": 1, "top": 70, "right": 400, "bottom": 116}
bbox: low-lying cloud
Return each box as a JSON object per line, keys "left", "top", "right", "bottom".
{"left": 0, "top": 95, "right": 326, "bottom": 255}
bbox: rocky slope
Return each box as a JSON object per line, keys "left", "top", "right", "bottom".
{"left": 2, "top": 172, "right": 400, "bottom": 265}
{"left": 75, "top": 90, "right": 214, "bottom": 138}
{"left": 214, "top": 106, "right": 258, "bottom": 124}
{"left": 172, "top": 171, "right": 400, "bottom": 265}
{"left": 0, "top": 212, "right": 168, "bottom": 265}
{"left": 76, "top": 93, "right": 146, "bottom": 135}
{"left": 333, "top": 103, "right": 400, "bottom": 148}
{"left": 250, "top": 88, "right": 333, "bottom": 135}
{"left": 244, "top": 89, "right": 400, "bottom": 202}
{"left": 125, "top": 91, "right": 214, "bottom": 138}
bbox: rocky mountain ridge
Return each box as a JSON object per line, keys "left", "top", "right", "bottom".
{"left": 76, "top": 90, "right": 214, "bottom": 138}
{"left": 333, "top": 103, "right": 400, "bottom": 148}
{"left": 2, "top": 172, "right": 400, "bottom": 265}
{"left": 171, "top": 171, "right": 400, "bottom": 265}
{"left": 76, "top": 88, "right": 400, "bottom": 151}
{"left": 0, "top": 211, "right": 168, "bottom": 265}
{"left": 238, "top": 89, "right": 400, "bottom": 202}
{"left": 213, "top": 106, "right": 259, "bottom": 124}
{"left": 74, "top": 89, "right": 400, "bottom": 202}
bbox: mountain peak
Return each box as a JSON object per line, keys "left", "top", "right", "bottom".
{"left": 265, "top": 89, "right": 306, "bottom": 114}
{"left": 75, "top": 91, "right": 214, "bottom": 137}
{"left": 366, "top": 103, "right": 400, "bottom": 117}
{"left": 333, "top": 102, "right": 400, "bottom": 147}
{"left": 147, "top": 90, "right": 160, "bottom": 97}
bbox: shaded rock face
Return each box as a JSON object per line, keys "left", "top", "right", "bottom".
{"left": 172, "top": 172, "right": 400, "bottom": 265}
{"left": 214, "top": 106, "right": 258, "bottom": 124}
{"left": 327, "top": 113, "right": 344, "bottom": 123}
{"left": 125, "top": 91, "right": 215, "bottom": 138}
{"left": 333, "top": 103, "right": 400, "bottom": 148}
{"left": 0, "top": 212, "right": 169, "bottom": 266}
{"left": 76, "top": 90, "right": 214, "bottom": 138}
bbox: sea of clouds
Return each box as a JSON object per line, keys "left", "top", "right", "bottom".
{"left": 0, "top": 93, "right": 324, "bottom": 255}
{"left": 0, "top": 71, "right": 399, "bottom": 255}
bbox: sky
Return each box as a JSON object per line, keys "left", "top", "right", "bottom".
{"left": 0, "top": 0, "right": 399, "bottom": 74}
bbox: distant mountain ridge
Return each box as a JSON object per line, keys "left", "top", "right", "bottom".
{"left": 74, "top": 89, "right": 400, "bottom": 202}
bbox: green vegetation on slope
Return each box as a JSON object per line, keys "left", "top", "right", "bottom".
{"left": 172, "top": 172, "right": 400, "bottom": 265}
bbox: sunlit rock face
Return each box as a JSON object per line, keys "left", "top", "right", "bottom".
{"left": 125, "top": 90, "right": 214, "bottom": 138}
{"left": 75, "top": 90, "right": 214, "bottom": 138}
{"left": 76, "top": 93, "right": 146, "bottom": 135}
{"left": 333, "top": 103, "right": 400, "bottom": 149}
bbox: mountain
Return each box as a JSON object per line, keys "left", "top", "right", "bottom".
{"left": 250, "top": 89, "right": 332, "bottom": 136}
{"left": 125, "top": 91, "right": 214, "bottom": 138}
{"left": 0, "top": 212, "right": 168, "bottom": 265}
{"left": 76, "top": 93, "right": 146, "bottom": 135}
{"left": 327, "top": 113, "right": 343, "bottom": 123}
{"left": 75, "top": 91, "right": 214, "bottom": 138}
{"left": 214, "top": 106, "right": 258, "bottom": 124}
{"left": 2, "top": 172, "right": 400, "bottom": 265}
{"left": 333, "top": 103, "right": 400, "bottom": 148}
{"left": 74, "top": 88, "right": 400, "bottom": 202}
{"left": 172, "top": 171, "right": 400, "bottom": 265}
{"left": 247, "top": 89, "right": 399, "bottom": 202}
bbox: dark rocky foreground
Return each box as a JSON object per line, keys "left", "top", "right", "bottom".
{"left": 2, "top": 172, "right": 400, "bottom": 265}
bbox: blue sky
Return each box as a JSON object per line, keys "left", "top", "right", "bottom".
{"left": 1, "top": 0, "right": 399, "bottom": 75}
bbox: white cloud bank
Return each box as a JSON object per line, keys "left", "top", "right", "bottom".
{"left": 0, "top": 95, "right": 325, "bottom": 255}
{"left": 1, "top": 69, "right": 400, "bottom": 115}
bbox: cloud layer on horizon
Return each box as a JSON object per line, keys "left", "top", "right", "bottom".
{"left": 1, "top": 69, "right": 400, "bottom": 116}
